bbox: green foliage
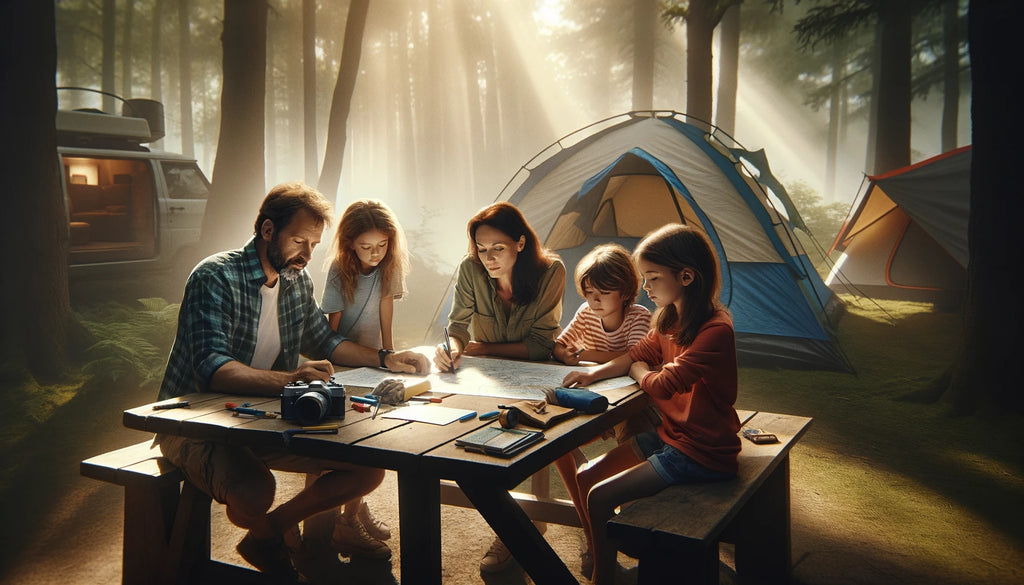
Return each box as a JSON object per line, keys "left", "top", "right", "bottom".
{"left": 0, "top": 298, "right": 180, "bottom": 459}
{"left": 77, "top": 298, "right": 180, "bottom": 388}
{"left": 0, "top": 366, "right": 86, "bottom": 460}
{"left": 787, "top": 179, "right": 849, "bottom": 242}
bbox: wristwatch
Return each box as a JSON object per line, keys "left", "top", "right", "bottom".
{"left": 378, "top": 348, "right": 394, "bottom": 369}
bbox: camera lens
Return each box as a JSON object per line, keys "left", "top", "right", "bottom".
{"left": 295, "top": 391, "right": 330, "bottom": 425}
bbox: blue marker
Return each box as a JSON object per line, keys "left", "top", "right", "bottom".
{"left": 457, "top": 411, "right": 477, "bottom": 422}
{"left": 351, "top": 396, "right": 378, "bottom": 405}
{"left": 479, "top": 410, "right": 500, "bottom": 421}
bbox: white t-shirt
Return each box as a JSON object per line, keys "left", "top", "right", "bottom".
{"left": 251, "top": 282, "right": 282, "bottom": 370}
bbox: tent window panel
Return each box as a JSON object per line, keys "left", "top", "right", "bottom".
{"left": 888, "top": 222, "right": 964, "bottom": 289}
{"left": 595, "top": 175, "right": 690, "bottom": 237}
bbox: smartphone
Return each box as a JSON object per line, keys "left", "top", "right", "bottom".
{"left": 742, "top": 428, "right": 779, "bottom": 444}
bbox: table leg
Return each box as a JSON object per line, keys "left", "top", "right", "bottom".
{"left": 398, "top": 468, "right": 442, "bottom": 584}
{"left": 734, "top": 456, "right": 791, "bottom": 584}
{"left": 457, "top": 478, "right": 577, "bottom": 585}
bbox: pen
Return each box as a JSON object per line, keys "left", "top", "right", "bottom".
{"left": 443, "top": 327, "right": 455, "bottom": 373}
{"left": 409, "top": 396, "right": 442, "bottom": 403}
{"left": 372, "top": 400, "right": 382, "bottom": 420}
{"left": 153, "top": 401, "right": 190, "bottom": 410}
{"left": 300, "top": 424, "right": 340, "bottom": 431}
{"left": 457, "top": 411, "right": 477, "bottom": 422}
{"left": 479, "top": 410, "right": 500, "bottom": 421}
{"left": 224, "top": 403, "right": 278, "bottom": 418}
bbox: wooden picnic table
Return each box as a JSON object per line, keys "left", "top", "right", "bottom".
{"left": 121, "top": 375, "right": 648, "bottom": 585}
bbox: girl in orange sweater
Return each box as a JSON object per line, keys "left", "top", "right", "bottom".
{"left": 562, "top": 224, "right": 741, "bottom": 584}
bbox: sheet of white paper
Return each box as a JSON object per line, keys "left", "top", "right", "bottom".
{"left": 380, "top": 405, "right": 477, "bottom": 425}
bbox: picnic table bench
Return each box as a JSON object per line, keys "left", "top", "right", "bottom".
{"left": 607, "top": 411, "right": 812, "bottom": 585}
{"left": 79, "top": 440, "right": 271, "bottom": 585}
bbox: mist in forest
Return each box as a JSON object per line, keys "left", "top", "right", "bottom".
{"left": 53, "top": 0, "right": 971, "bottom": 343}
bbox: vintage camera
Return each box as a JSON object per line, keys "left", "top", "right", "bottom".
{"left": 281, "top": 379, "right": 346, "bottom": 425}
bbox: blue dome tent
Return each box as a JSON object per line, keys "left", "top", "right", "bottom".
{"left": 431, "top": 111, "right": 848, "bottom": 371}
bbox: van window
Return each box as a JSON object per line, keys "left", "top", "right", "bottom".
{"left": 64, "top": 155, "right": 157, "bottom": 264}
{"left": 162, "top": 162, "right": 210, "bottom": 200}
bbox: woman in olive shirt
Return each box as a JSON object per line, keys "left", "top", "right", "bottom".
{"left": 434, "top": 201, "right": 565, "bottom": 370}
{"left": 433, "top": 201, "right": 565, "bottom": 574}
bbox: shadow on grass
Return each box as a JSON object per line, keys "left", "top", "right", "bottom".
{"left": 738, "top": 301, "right": 1024, "bottom": 572}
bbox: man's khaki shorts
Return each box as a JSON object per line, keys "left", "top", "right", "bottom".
{"left": 156, "top": 434, "right": 360, "bottom": 504}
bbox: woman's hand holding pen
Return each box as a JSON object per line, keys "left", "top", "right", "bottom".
{"left": 434, "top": 340, "right": 462, "bottom": 373}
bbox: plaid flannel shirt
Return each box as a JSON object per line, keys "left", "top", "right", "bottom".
{"left": 159, "top": 236, "right": 345, "bottom": 400}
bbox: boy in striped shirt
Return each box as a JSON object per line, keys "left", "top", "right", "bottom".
{"left": 553, "top": 243, "right": 651, "bottom": 365}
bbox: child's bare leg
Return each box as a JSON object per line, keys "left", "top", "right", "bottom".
{"left": 575, "top": 441, "right": 646, "bottom": 561}
{"left": 553, "top": 449, "right": 588, "bottom": 549}
{"left": 587, "top": 461, "right": 666, "bottom": 585}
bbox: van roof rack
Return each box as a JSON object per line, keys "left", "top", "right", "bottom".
{"left": 57, "top": 109, "right": 152, "bottom": 149}
{"left": 56, "top": 87, "right": 165, "bottom": 150}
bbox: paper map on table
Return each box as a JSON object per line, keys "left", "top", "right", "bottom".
{"left": 431, "top": 356, "right": 635, "bottom": 401}
{"left": 331, "top": 352, "right": 635, "bottom": 402}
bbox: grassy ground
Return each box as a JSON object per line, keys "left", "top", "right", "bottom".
{"left": 1, "top": 294, "right": 1022, "bottom": 584}
{"left": 733, "top": 296, "right": 1024, "bottom": 585}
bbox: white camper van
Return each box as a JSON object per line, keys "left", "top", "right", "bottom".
{"left": 57, "top": 90, "right": 208, "bottom": 276}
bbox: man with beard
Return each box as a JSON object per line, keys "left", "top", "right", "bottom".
{"left": 156, "top": 181, "right": 430, "bottom": 583}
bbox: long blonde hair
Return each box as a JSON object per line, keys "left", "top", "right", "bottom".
{"left": 328, "top": 199, "right": 409, "bottom": 304}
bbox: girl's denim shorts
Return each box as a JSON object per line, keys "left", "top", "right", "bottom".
{"left": 634, "top": 430, "right": 736, "bottom": 485}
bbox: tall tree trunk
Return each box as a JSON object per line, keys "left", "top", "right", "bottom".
{"left": 148, "top": 0, "right": 163, "bottom": 148}
{"left": 202, "top": 0, "right": 268, "bottom": 253}
{"left": 1, "top": 0, "right": 75, "bottom": 379}
{"left": 864, "top": 27, "right": 882, "bottom": 174}
{"left": 715, "top": 2, "right": 739, "bottom": 135}
{"left": 825, "top": 41, "right": 843, "bottom": 203}
{"left": 150, "top": 0, "right": 163, "bottom": 103}
{"left": 283, "top": 3, "right": 303, "bottom": 187}
{"left": 941, "top": 0, "right": 961, "bottom": 152}
{"left": 102, "top": 0, "right": 116, "bottom": 111}
{"left": 872, "top": 0, "right": 912, "bottom": 174}
{"left": 399, "top": 16, "right": 421, "bottom": 204}
{"left": 318, "top": 0, "right": 370, "bottom": 201}
{"left": 632, "top": 0, "right": 656, "bottom": 111}
{"left": 177, "top": 0, "right": 194, "bottom": 157}
{"left": 946, "top": 0, "right": 1021, "bottom": 414}
{"left": 685, "top": 0, "right": 715, "bottom": 126}
{"left": 303, "top": 0, "right": 318, "bottom": 184}
{"left": 266, "top": 56, "right": 278, "bottom": 184}
{"left": 121, "top": 0, "right": 134, "bottom": 99}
